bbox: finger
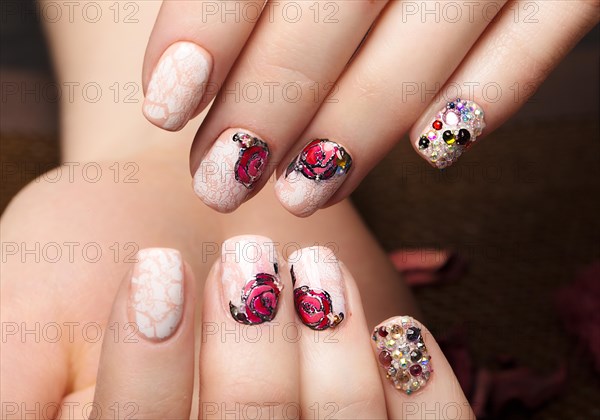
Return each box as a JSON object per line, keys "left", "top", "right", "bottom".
{"left": 290, "top": 247, "right": 387, "bottom": 419}
{"left": 93, "top": 248, "right": 195, "bottom": 418}
{"left": 142, "top": 1, "right": 265, "bottom": 131}
{"left": 191, "top": 0, "right": 388, "bottom": 213}
{"left": 371, "top": 316, "right": 474, "bottom": 419}
{"left": 409, "top": 0, "right": 600, "bottom": 168}
{"left": 275, "top": 0, "right": 507, "bottom": 216}
{"left": 199, "top": 235, "right": 299, "bottom": 418}
{"left": 58, "top": 387, "right": 95, "bottom": 419}
{"left": 1, "top": 300, "right": 68, "bottom": 416}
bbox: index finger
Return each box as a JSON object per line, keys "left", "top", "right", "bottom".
{"left": 142, "top": 1, "right": 265, "bottom": 131}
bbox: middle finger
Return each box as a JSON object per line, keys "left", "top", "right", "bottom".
{"left": 199, "top": 235, "right": 298, "bottom": 418}
{"left": 191, "top": 0, "right": 387, "bottom": 213}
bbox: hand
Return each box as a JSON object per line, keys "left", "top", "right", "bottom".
{"left": 89, "top": 237, "right": 474, "bottom": 419}
{"left": 141, "top": 1, "right": 599, "bottom": 216}
{"left": 3, "top": 236, "right": 473, "bottom": 419}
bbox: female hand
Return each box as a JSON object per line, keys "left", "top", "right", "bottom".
{"left": 90, "top": 237, "right": 474, "bottom": 418}
{"left": 142, "top": 1, "right": 599, "bottom": 216}
{"left": 4, "top": 236, "right": 473, "bottom": 419}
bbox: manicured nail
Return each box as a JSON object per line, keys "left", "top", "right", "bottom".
{"left": 194, "top": 129, "right": 270, "bottom": 213}
{"left": 372, "top": 316, "right": 433, "bottom": 395}
{"left": 290, "top": 246, "right": 345, "bottom": 330}
{"left": 143, "top": 41, "right": 211, "bottom": 131}
{"left": 221, "top": 235, "right": 282, "bottom": 325}
{"left": 275, "top": 139, "right": 352, "bottom": 217}
{"left": 415, "top": 98, "right": 486, "bottom": 169}
{"left": 129, "top": 248, "right": 184, "bottom": 340}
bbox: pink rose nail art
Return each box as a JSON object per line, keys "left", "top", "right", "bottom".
{"left": 194, "top": 129, "right": 270, "bottom": 213}
{"left": 233, "top": 133, "right": 269, "bottom": 189}
{"left": 229, "top": 273, "right": 281, "bottom": 324}
{"left": 290, "top": 246, "right": 345, "bottom": 330}
{"left": 221, "top": 235, "right": 282, "bottom": 325}
{"left": 275, "top": 139, "right": 352, "bottom": 217}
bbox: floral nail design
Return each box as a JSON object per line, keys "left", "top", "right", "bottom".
{"left": 229, "top": 272, "right": 281, "bottom": 325}
{"left": 276, "top": 139, "right": 353, "bottom": 216}
{"left": 372, "top": 317, "right": 433, "bottom": 395}
{"left": 286, "top": 139, "right": 352, "bottom": 181}
{"left": 293, "top": 285, "right": 344, "bottom": 330}
{"left": 290, "top": 249, "right": 345, "bottom": 330}
{"left": 416, "top": 98, "right": 485, "bottom": 169}
{"left": 233, "top": 132, "right": 269, "bottom": 189}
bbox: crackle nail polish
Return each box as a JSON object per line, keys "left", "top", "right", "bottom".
{"left": 193, "top": 129, "right": 270, "bottom": 213}
{"left": 143, "top": 41, "right": 211, "bottom": 131}
{"left": 275, "top": 139, "right": 352, "bottom": 217}
{"left": 129, "top": 248, "right": 184, "bottom": 340}
{"left": 416, "top": 98, "right": 486, "bottom": 169}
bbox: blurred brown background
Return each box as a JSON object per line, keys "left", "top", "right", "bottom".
{"left": 1, "top": 1, "right": 599, "bottom": 418}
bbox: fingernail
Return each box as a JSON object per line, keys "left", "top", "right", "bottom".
{"left": 415, "top": 98, "right": 486, "bottom": 169}
{"left": 275, "top": 139, "right": 352, "bottom": 217}
{"left": 290, "top": 246, "right": 345, "bottom": 330}
{"left": 143, "top": 41, "right": 211, "bottom": 131}
{"left": 372, "top": 316, "right": 433, "bottom": 395}
{"left": 129, "top": 248, "right": 184, "bottom": 340}
{"left": 194, "top": 129, "right": 270, "bottom": 213}
{"left": 221, "top": 235, "right": 282, "bottom": 325}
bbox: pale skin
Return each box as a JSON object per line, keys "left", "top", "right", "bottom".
{"left": 1, "top": 2, "right": 459, "bottom": 418}
{"left": 3, "top": 0, "right": 596, "bottom": 417}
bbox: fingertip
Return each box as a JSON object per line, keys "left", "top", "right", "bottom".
{"left": 142, "top": 41, "right": 212, "bottom": 132}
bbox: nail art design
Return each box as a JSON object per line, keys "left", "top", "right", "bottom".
{"left": 233, "top": 132, "right": 270, "bottom": 189}
{"left": 416, "top": 98, "right": 485, "bottom": 169}
{"left": 130, "top": 248, "right": 184, "bottom": 340}
{"left": 143, "top": 42, "right": 211, "bottom": 131}
{"left": 290, "top": 246, "right": 345, "bottom": 330}
{"left": 372, "top": 317, "right": 433, "bottom": 395}
{"left": 229, "top": 273, "right": 281, "bottom": 325}
{"left": 286, "top": 139, "right": 352, "bottom": 180}
{"left": 221, "top": 236, "right": 282, "bottom": 324}
{"left": 275, "top": 140, "right": 352, "bottom": 217}
{"left": 293, "top": 284, "right": 344, "bottom": 330}
{"left": 194, "top": 129, "right": 269, "bottom": 213}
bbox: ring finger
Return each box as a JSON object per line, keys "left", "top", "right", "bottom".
{"left": 289, "top": 247, "right": 387, "bottom": 418}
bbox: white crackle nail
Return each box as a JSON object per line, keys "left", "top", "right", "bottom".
{"left": 221, "top": 235, "right": 282, "bottom": 325}
{"left": 275, "top": 139, "right": 352, "bottom": 217}
{"left": 129, "top": 248, "right": 184, "bottom": 340}
{"left": 193, "top": 129, "right": 270, "bottom": 213}
{"left": 143, "top": 41, "right": 211, "bottom": 131}
{"left": 290, "top": 246, "right": 345, "bottom": 330}
{"left": 415, "top": 98, "right": 486, "bottom": 169}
